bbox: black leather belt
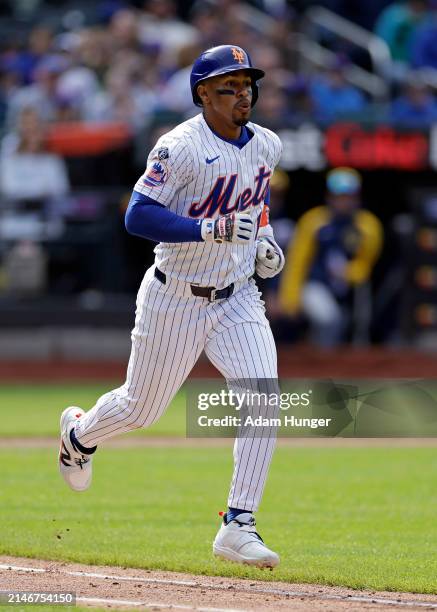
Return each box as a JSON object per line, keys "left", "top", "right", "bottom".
{"left": 154, "top": 267, "right": 234, "bottom": 302}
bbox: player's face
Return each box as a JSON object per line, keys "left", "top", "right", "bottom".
{"left": 199, "top": 70, "right": 253, "bottom": 132}
{"left": 328, "top": 193, "right": 360, "bottom": 216}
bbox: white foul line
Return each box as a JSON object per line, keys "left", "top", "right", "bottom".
{"left": 1, "top": 563, "right": 437, "bottom": 609}
{"left": 77, "top": 596, "right": 144, "bottom": 607}
{"left": 77, "top": 596, "right": 246, "bottom": 611}
{"left": 73, "top": 569, "right": 198, "bottom": 586}
{"left": 0, "top": 565, "right": 45, "bottom": 573}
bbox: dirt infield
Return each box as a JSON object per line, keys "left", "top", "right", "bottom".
{"left": 1, "top": 556, "right": 437, "bottom": 611}
{"left": 2, "top": 346, "right": 437, "bottom": 382}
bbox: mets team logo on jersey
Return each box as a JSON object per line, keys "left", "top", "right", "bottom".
{"left": 188, "top": 166, "right": 271, "bottom": 218}
{"left": 143, "top": 161, "right": 168, "bottom": 188}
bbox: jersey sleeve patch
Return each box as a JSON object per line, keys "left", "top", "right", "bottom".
{"left": 156, "top": 146, "right": 169, "bottom": 160}
{"left": 143, "top": 160, "right": 168, "bottom": 188}
{"left": 149, "top": 145, "right": 170, "bottom": 161}
{"left": 134, "top": 133, "right": 194, "bottom": 205}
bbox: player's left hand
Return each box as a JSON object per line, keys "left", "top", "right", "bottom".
{"left": 255, "top": 237, "right": 284, "bottom": 279}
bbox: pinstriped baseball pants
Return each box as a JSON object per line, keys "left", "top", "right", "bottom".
{"left": 74, "top": 265, "right": 278, "bottom": 511}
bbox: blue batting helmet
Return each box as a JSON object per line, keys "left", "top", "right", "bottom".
{"left": 190, "top": 45, "right": 265, "bottom": 108}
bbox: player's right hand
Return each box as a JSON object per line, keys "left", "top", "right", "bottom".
{"left": 201, "top": 213, "right": 254, "bottom": 244}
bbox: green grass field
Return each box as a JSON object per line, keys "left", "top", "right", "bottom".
{"left": 0, "top": 385, "right": 437, "bottom": 594}
{"left": 0, "top": 384, "right": 185, "bottom": 437}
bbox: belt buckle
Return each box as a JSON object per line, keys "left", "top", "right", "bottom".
{"left": 208, "top": 288, "right": 217, "bottom": 303}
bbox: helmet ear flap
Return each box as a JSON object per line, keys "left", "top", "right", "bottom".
{"left": 194, "top": 81, "right": 209, "bottom": 107}
{"left": 251, "top": 82, "right": 259, "bottom": 108}
{"left": 193, "top": 83, "right": 202, "bottom": 107}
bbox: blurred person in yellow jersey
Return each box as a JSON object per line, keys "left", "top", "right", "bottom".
{"left": 258, "top": 168, "right": 294, "bottom": 332}
{"left": 279, "top": 167, "right": 383, "bottom": 347}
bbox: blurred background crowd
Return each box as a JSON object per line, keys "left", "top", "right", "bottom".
{"left": 3, "top": 0, "right": 437, "bottom": 128}
{"left": 1, "top": 0, "right": 437, "bottom": 357}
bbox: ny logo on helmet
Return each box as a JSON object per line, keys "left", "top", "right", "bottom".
{"left": 231, "top": 47, "right": 245, "bottom": 64}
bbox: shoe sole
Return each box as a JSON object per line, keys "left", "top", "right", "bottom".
{"left": 59, "top": 407, "right": 80, "bottom": 468}
{"left": 58, "top": 407, "right": 83, "bottom": 474}
{"left": 213, "top": 544, "right": 279, "bottom": 569}
{"left": 59, "top": 407, "right": 91, "bottom": 492}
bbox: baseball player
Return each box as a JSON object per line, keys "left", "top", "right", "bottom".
{"left": 59, "top": 45, "right": 284, "bottom": 568}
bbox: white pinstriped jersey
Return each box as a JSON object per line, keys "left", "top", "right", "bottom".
{"left": 134, "top": 113, "right": 282, "bottom": 289}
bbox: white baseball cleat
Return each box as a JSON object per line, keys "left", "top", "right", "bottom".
{"left": 59, "top": 407, "right": 94, "bottom": 492}
{"left": 213, "top": 512, "right": 280, "bottom": 568}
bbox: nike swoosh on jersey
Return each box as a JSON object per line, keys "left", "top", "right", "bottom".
{"left": 206, "top": 155, "right": 220, "bottom": 164}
